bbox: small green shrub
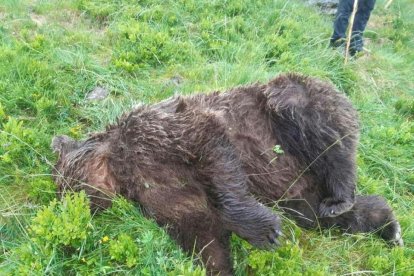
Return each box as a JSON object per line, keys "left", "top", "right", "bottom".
{"left": 35, "top": 97, "right": 59, "bottom": 120}
{"left": 30, "top": 192, "right": 92, "bottom": 250}
{"left": 112, "top": 21, "right": 192, "bottom": 72}
{"left": 366, "top": 247, "right": 413, "bottom": 275}
{"left": 10, "top": 192, "right": 92, "bottom": 274}
{"left": 390, "top": 17, "right": 411, "bottom": 50}
{"left": 167, "top": 263, "right": 205, "bottom": 276}
{"left": 0, "top": 118, "right": 35, "bottom": 166}
{"left": 13, "top": 243, "right": 46, "bottom": 275}
{"left": 76, "top": 0, "right": 121, "bottom": 22}
{"left": 395, "top": 98, "right": 414, "bottom": 117}
{"left": 27, "top": 177, "right": 57, "bottom": 204}
{"left": 109, "top": 233, "right": 139, "bottom": 268}
{"left": 367, "top": 255, "right": 390, "bottom": 273}
{"left": 248, "top": 242, "right": 304, "bottom": 275}
{"left": 263, "top": 16, "right": 306, "bottom": 66}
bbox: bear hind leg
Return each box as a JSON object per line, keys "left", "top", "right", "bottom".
{"left": 280, "top": 194, "right": 403, "bottom": 246}
{"left": 265, "top": 74, "right": 359, "bottom": 217}
{"left": 320, "top": 195, "right": 403, "bottom": 246}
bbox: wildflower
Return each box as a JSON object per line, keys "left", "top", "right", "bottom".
{"left": 102, "top": 236, "right": 110, "bottom": 243}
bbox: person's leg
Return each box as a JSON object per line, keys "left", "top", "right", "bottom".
{"left": 331, "top": 0, "right": 354, "bottom": 46}
{"left": 350, "top": 0, "right": 376, "bottom": 54}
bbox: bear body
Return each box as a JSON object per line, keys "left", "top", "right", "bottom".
{"left": 52, "top": 74, "right": 402, "bottom": 275}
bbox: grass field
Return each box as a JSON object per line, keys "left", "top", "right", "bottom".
{"left": 0, "top": 0, "right": 413, "bottom": 274}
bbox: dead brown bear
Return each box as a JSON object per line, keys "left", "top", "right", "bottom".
{"left": 52, "top": 74, "right": 403, "bottom": 275}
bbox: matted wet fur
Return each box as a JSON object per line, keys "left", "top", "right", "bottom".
{"left": 52, "top": 74, "right": 403, "bottom": 275}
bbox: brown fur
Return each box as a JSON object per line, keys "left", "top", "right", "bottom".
{"left": 52, "top": 74, "right": 402, "bottom": 275}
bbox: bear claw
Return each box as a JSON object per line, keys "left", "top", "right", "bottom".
{"left": 390, "top": 222, "right": 404, "bottom": 247}
{"left": 319, "top": 197, "right": 354, "bottom": 218}
{"left": 244, "top": 216, "right": 282, "bottom": 249}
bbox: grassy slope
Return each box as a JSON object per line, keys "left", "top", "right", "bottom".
{"left": 0, "top": 0, "right": 413, "bottom": 274}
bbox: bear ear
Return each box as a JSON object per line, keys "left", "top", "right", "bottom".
{"left": 175, "top": 97, "right": 187, "bottom": 113}
{"left": 51, "top": 135, "right": 73, "bottom": 154}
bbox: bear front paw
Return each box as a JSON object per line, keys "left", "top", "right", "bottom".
{"left": 319, "top": 197, "right": 354, "bottom": 217}
{"left": 244, "top": 216, "right": 283, "bottom": 249}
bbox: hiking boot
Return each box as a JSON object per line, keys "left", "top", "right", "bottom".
{"left": 329, "top": 38, "right": 346, "bottom": 48}
{"left": 349, "top": 46, "right": 371, "bottom": 57}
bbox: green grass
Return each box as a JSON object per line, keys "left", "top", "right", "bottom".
{"left": 0, "top": 0, "right": 413, "bottom": 274}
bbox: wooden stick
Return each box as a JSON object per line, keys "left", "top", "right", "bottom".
{"left": 385, "top": 0, "right": 394, "bottom": 9}
{"left": 345, "top": 0, "right": 359, "bottom": 64}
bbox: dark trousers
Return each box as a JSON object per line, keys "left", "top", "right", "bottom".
{"left": 331, "top": 0, "right": 376, "bottom": 52}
